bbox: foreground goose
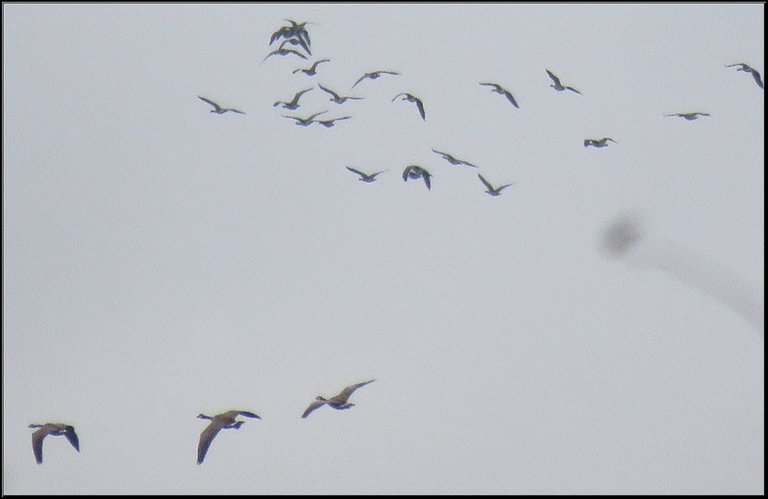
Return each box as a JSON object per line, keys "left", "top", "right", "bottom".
{"left": 725, "top": 63, "right": 764, "bottom": 89}
{"left": 478, "top": 173, "right": 514, "bottom": 196}
{"left": 352, "top": 70, "right": 400, "bottom": 88}
{"left": 346, "top": 166, "right": 386, "bottom": 182}
{"left": 197, "top": 410, "right": 261, "bottom": 464}
{"left": 28, "top": 423, "right": 80, "bottom": 464}
{"left": 664, "top": 112, "right": 710, "bottom": 121}
{"left": 583, "top": 137, "right": 617, "bottom": 148}
{"left": 293, "top": 59, "right": 330, "bottom": 76}
{"left": 302, "top": 380, "right": 376, "bottom": 418}
{"left": 392, "top": 92, "right": 426, "bottom": 120}
{"left": 317, "top": 84, "right": 364, "bottom": 104}
{"left": 281, "top": 110, "right": 328, "bottom": 126}
{"left": 545, "top": 69, "right": 581, "bottom": 94}
{"left": 479, "top": 82, "right": 519, "bottom": 108}
{"left": 273, "top": 87, "right": 313, "bottom": 110}
{"left": 431, "top": 148, "right": 478, "bottom": 168}
{"left": 402, "top": 164, "right": 432, "bottom": 190}
{"left": 197, "top": 96, "right": 245, "bottom": 115}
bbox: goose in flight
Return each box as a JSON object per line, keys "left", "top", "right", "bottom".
{"left": 725, "top": 63, "right": 764, "bottom": 89}
{"left": 197, "top": 96, "right": 245, "bottom": 115}
{"left": 402, "top": 164, "right": 432, "bottom": 190}
{"left": 281, "top": 110, "right": 328, "bottom": 126}
{"left": 479, "top": 82, "right": 519, "bottom": 108}
{"left": 431, "top": 148, "right": 478, "bottom": 168}
{"left": 317, "top": 84, "right": 364, "bottom": 104}
{"left": 277, "top": 37, "right": 311, "bottom": 56}
{"left": 273, "top": 87, "right": 313, "bottom": 110}
{"left": 28, "top": 423, "right": 80, "bottom": 464}
{"left": 478, "top": 173, "right": 514, "bottom": 196}
{"left": 664, "top": 112, "right": 710, "bottom": 121}
{"left": 197, "top": 410, "right": 261, "bottom": 464}
{"left": 352, "top": 70, "right": 400, "bottom": 88}
{"left": 316, "top": 116, "right": 351, "bottom": 128}
{"left": 392, "top": 92, "right": 426, "bottom": 120}
{"left": 583, "top": 137, "right": 617, "bottom": 148}
{"left": 545, "top": 69, "right": 581, "bottom": 94}
{"left": 346, "top": 166, "right": 387, "bottom": 183}
{"left": 263, "top": 47, "right": 308, "bottom": 62}
{"left": 270, "top": 19, "right": 314, "bottom": 49}
{"left": 293, "top": 59, "right": 331, "bottom": 76}
{"left": 302, "top": 379, "right": 376, "bottom": 418}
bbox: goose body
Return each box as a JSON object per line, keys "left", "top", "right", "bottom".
{"left": 725, "top": 63, "right": 763, "bottom": 89}
{"left": 479, "top": 82, "right": 519, "bottom": 108}
{"left": 545, "top": 69, "right": 581, "bottom": 94}
{"left": 293, "top": 59, "right": 330, "bottom": 76}
{"left": 197, "top": 96, "right": 245, "bottom": 115}
{"left": 302, "top": 380, "right": 375, "bottom": 418}
{"left": 28, "top": 423, "right": 80, "bottom": 464}
{"left": 392, "top": 92, "right": 426, "bottom": 120}
{"left": 402, "top": 165, "right": 432, "bottom": 190}
{"left": 478, "top": 173, "right": 514, "bottom": 196}
{"left": 197, "top": 410, "right": 260, "bottom": 464}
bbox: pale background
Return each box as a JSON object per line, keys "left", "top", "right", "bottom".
{"left": 3, "top": 3, "right": 764, "bottom": 494}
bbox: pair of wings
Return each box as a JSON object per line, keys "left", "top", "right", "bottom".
{"left": 197, "top": 410, "right": 260, "bottom": 464}
{"left": 31, "top": 425, "right": 80, "bottom": 464}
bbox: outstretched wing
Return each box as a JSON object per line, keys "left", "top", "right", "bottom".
{"left": 346, "top": 166, "right": 367, "bottom": 178}
{"left": 318, "top": 83, "right": 340, "bottom": 99}
{"left": 197, "top": 96, "right": 221, "bottom": 111}
{"left": 351, "top": 74, "right": 369, "bottom": 88}
{"left": 566, "top": 86, "right": 581, "bottom": 95}
{"left": 338, "top": 379, "right": 376, "bottom": 400}
{"left": 236, "top": 410, "right": 261, "bottom": 419}
{"left": 301, "top": 399, "right": 327, "bottom": 419}
{"left": 64, "top": 427, "right": 80, "bottom": 452}
{"left": 545, "top": 69, "right": 561, "bottom": 86}
{"left": 197, "top": 421, "right": 224, "bottom": 464}
{"left": 502, "top": 89, "right": 519, "bottom": 108}
{"left": 414, "top": 98, "right": 426, "bottom": 120}
{"left": 750, "top": 68, "right": 764, "bottom": 89}
{"left": 31, "top": 428, "right": 48, "bottom": 464}
{"left": 422, "top": 173, "right": 431, "bottom": 190}
{"left": 479, "top": 82, "right": 501, "bottom": 91}
{"left": 227, "top": 108, "right": 246, "bottom": 115}
{"left": 477, "top": 173, "right": 494, "bottom": 191}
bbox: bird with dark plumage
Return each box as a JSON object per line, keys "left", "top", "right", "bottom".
{"left": 273, "top": 88, "right": 313, "bottom": 110}
{"left": 478, "top": 173, "right": 514, "bottom": 196}
{"left": 277, "top": 37, "right": 311, "bottom": 56}
{"left": 316, "top": 116, "right": 351, "bottom": 128}
{"left": 545, "top": 69, "right": 581, "bottom": 94}
{"left": 281, "top": 110, "right": 328, "bottom": 126}
{"left": 725, "top": 63, "right": 764, "bottom": 89}
{"left": 352, "top": 70, "right": 400, "bottom": 88}
{"left": 346, "top": 166, "right": 387, "bottom": 183}
{"left": 28, "top": 423, "right": 80, "bottom": 464}
{"left": 431, "top": 148, "right": 478, "bottom": 168}
{"left": 317, "top": 83, "right": 364, "bottom": 104}
{"left": 292, "top": 59, "right": 331, "bottom": 76}
{"left": 196, "top": 410, "right": 260, "bottom": 464}
{"left": 392, "top": 92, "right": 425, "bottom": 120}
{"left": 479, "top": 82, "right": 519, "bottom": 108}
{"left": 263, "top": 47, "right": 308, "bottom": 62}
{"left": 402, "top": 165, "right": 432, "bottom": 190}
{"left": 302, "top": 380, "right": 376, "bottom": 418}
{"left": 197, "top": 96, "right": 245, "bottom": 115}
{"left": 269, "top": 19, "right": 314, "bottom": 50}
{"left": 583, "top": 137, "right": 617, "bottom": 148}
{"left": 664, "top": 112, "right": 710, "bottom": 121}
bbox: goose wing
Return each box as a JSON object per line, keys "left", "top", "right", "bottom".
{"left": 479, "top": 82, "right": 502, "bottom": 90}
{"left": 477, "top": 173, "right": 494, "bottom": 191}
{"left": 64, "top": 427, "right": 80, "bottom": 452}
{"left": 318, "top": 84, "right": 340, "bottom": 99}
{"left": 352, "top": 74, "right": 370, "bottom": 88}
{"left": 197, "top": 420, "right": 225, "bottom": 464}
{"left": 338, "top": 379, "right": 376, "bottom": 401}
{"left": 31, "top": 426, "right": 51, "bottom": 464}
{"left": 566, "top": 86, "right": 581, "bottom": 95}
{"left": 414, "top": 97, "right": 426, "bottom": 120}
{"left": 545, "top": 69, "right": 562, "bottom": 86}
{"left": 750, "top": 69, "right": 764, "bottom": 88}
{"left": 422, "top": 173, "right": 431, "bottom": 190}
{"left": 301, "top": 399, "right": 327, "bottom": 418}
{"left": 197, "top": 96, "right": 221, "bottom": 111}
{"left": 235, "top": 410, "right": 261, "bottom": 419}
{"left": 346, "top": 166, "right": 368, "bottom": 178}
{"left": 502, "top": 89, "right": 519, "bottom": 108}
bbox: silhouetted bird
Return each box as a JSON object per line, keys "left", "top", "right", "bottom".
{"left": 546, "top": 69, "right": 581, "bottom": 94}
{"left": 402, "top": 164, "right": 432, "bottom": 190}
{"left": 725, "top": 63, "right": 764, "bottom": 89}
{"left": 197, "top": 410, "right": 260, "bottom": 464}
{"left": 317, "top": 84, "right": 364, "bottom": 104}
{"left": 431, "top": 148, "right": 478, "bottom": 168}
{"left": 664, "top": 112, "right": 710, "bottom": 121}
{"left": 293, "top": 59, "right": 330, "bottom": 76}
{"left": 281, "top": 110, "right": 328, "bottom": 126}
{"left": 316, "top": 116, "right": 351, "bottom": 128}
{"left": 478, "top": 173, "right": 514, "bottom": 196}
{"left": 197, "top": 96, "right": 245, "bottom": 114}
{"left": 583, "top": 137, "right": 617, "bottom": 148}
{"left": 278, "top": 37, "right": 311, "bottom": 56}
{"left": 263, "top": 47, "right": 308, "bottom": 62}
{"left": 352, "top": 70, "right": 400, "bottom": 88}
{"left": 392, "top": 92, "right": 425, "bottom": 120}
{"left": 346, "top": 166, "right": 387, "bottom": 183}
{"left": 270, "top": 19, "right": 314, "bottom": 49}
{"left": 273, "top": 87, "right": 313, "bottom": 110}
{"left": 28, "top": 423, "right": 80, "bottom": 464}
{"left": 301, "top": 380, "right": 376, "bottom": 418}
{"left": 479, "top": 82, "right": 519, "bottom": 108}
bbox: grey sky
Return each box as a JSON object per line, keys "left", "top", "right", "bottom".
{"left": 3, "top": 3, "right": 763, "bottom": 494}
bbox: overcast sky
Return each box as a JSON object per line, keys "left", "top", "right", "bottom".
{"left": 3, "top": 3, "right": 764, "bottom": 495}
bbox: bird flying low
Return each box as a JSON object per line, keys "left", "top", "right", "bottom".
{"left": 402, "top": 164, "right": 432, "bottom": 190}
{"left": 352, "top": 70, "right": 400, "bottom": 88}
{"left": 664, "top": 112, "right": 710, "bottom": 120}
{"left": 301, "top": 380, "right": 376, "bottom": 418}
{"left": 431, "top": 148, "right": 478, "bottom": 168}
{"left": 28, "top": 423, "right": 80, "bottom": 464}
{"left": 197, "top": 96, "right": 245, "bottom": 115}
{"left": 725, "top": 63, "right": 764, "bottom": 89}
{"left": 583, "top": 137, "right": 617, "bottom": 148}
{"left": 317, "top": 83, "right": 364, "bottom": 104}
{"left": 478, "top": 173, "right": 514, "bottom": 196}
{"left": 273, "top": 87, "right": 313, "bottom": 110}
{"left": 346, "top": 166, "right": 387, "bottom": 183}
{"left": 479, "top": 82, "right": 519, "bottom": 108}
{"left": 545, "top": 69, "right": 581, "bottom": 94}
{"left": 196, "top": 410, "right": 261, "bottom": 464}
{"left": 392, "top": 92, "right": 426, "bottom": 120}
{"left": 292, "top": 59, "right": 331, "bottom": 76}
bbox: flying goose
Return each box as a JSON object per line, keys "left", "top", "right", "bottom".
{"left": 664, "top": 112, "right": 710, "bottom": 121}
{"left": 302, "top": 379, "right": 376, "bottom": 418}
{"left": 346, "top": 166, "right": 387, "bottom": 182}
{"left": 317, "top": 83, "right": 364, "bottom": 104}
{"left": 281, "top": 110, "right": 328, "bottom": 126}
{"left": 263, "top": 47, "right": 309, "bottom": 62}
{"left": 478, "top": 173, "right": 514, "bottom": 196}
{"left": 431, "top": 148, "right": 478, "bottom": 168}
{"left": 273, "top": 87, "right": 313, "bottom": 110}
{"left": 545, "top": 69, "right": 581, "bottom": 94}
{"left": 316, "top": 116, "right": 352, "bottom": 128}
{"left": 197, "top": 96, "right": 245, "bottom": 115}
{"left": 583, "top": 137, "right": 617, "bottom": 148}
{"left": 293, "top": 59, "right": 330, "bottom": 76}
{"left": 479, "top": 82, "right": 519, "bottom": 108}
{"left": 402, "top": 164, "right": 432, "bottom": 190}
{"left": 270, "top": 19, "right": 314, "bottom": 49}
{"left": 277, "top": 36, "right": 311, "bottom": 57}
{"left": 28, "top": 423, "right": 80, "bottom": 464}
{"left": 725, "top": 63, "right": 764, "bottom": 89}
{"left": 197, "top": 410, "right": 261, "bottom": 464}
{"left": 392, "top": 92, "right": 426, "bottom": 120}
{"left": 352, "top": 70, "right": 400, "bottom": 88}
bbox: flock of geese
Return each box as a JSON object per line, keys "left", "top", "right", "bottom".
{"left": 30, "top": 17, "right": 763, "bottom": 468}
